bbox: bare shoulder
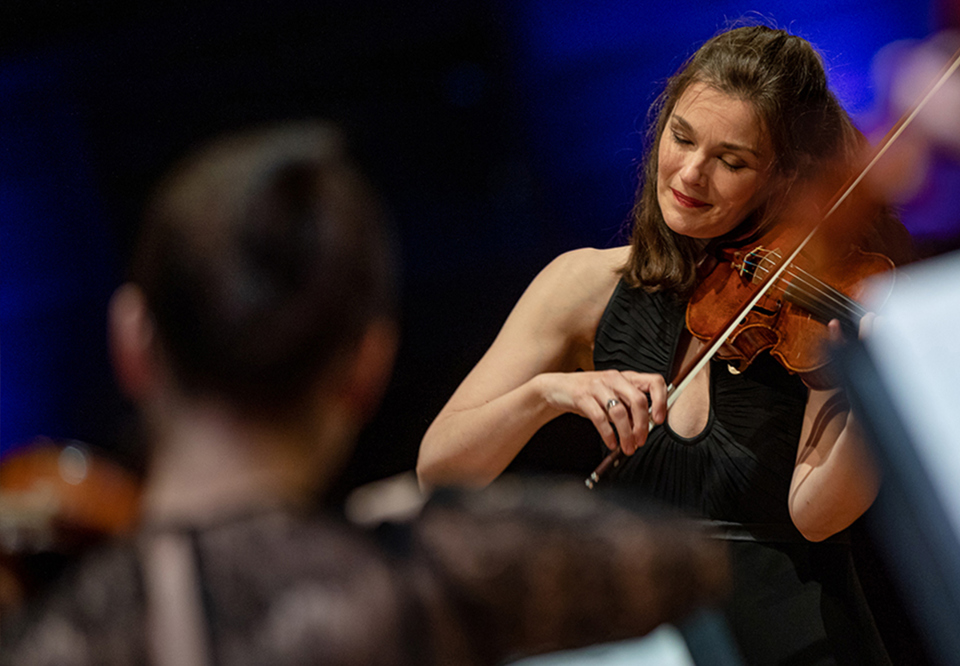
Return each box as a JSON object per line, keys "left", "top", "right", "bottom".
{"left": 536, "top": 246, "right": 630, "bottom": 299}
{"left": 519, "top": 246, "right": 630, "bottom": 347}
{"left": 443, "top": 246, "right": 632, "bottom": 402}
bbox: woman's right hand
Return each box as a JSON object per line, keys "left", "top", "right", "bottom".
{"left": 536, "top": 370, "right": 667, "bottom": 455}
{"left": 417, "top": 246, "right": 645, "bottom": 490}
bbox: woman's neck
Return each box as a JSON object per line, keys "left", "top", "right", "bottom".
{"left": 139, "top": 400, "right": 325, "bottom": 528}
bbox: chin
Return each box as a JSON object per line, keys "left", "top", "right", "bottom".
{"left": 664, "top": 215, "right": 709, "bottom": 239}
{"left": 666, "top": 208, "right": 742, "bottom": 240}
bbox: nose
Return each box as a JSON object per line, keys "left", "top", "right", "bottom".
{"left": 679, "top": 154, "right": 707, "bottom": 187}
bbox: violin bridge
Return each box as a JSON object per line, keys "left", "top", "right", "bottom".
{"left": 737, "top": 246, "right": 781, "bottom": 285}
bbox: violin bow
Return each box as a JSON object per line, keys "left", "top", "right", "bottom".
{"left": 586, "top": 42, "right": 960, "bottom": 489}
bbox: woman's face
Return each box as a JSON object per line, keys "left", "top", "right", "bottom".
{"left": 657, "top": 82, "right": 773, "bottom": 239}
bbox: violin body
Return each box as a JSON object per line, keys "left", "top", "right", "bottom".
{"left": 687, "top": 240, "right": 894, "bottom": 389}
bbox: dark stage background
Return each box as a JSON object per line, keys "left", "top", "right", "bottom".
{"left": 5, "top": 0, "right": 954, "bottom": 483}
{"left": 3, "top": 2, "right": 958, "bottom": 663}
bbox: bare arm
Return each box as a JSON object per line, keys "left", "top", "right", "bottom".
{"left": 788, "top": 317, "right": 881, "bottom": 541}
{"left": 788, "top": 388, "right": 880, "bottom": 541}
{"left": 416, "top": 247, "right": 667, "bottom": 491}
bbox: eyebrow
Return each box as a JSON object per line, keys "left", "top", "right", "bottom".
{"left": 671, "top": 115, "right": 759, "bottom": 156}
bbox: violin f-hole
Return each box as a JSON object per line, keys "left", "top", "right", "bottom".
{"left": 750, "top": 300, "right": 782, "bottom": 317}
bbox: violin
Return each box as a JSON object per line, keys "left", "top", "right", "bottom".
{"left": 686, "top": 227, "right": 895, "bottom": 390}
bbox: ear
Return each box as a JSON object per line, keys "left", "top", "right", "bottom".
{"left": 339, "top": 318, "right": 399, "bottom": 420}
{"left": 108, "top": 283, "right": 159, "bottom": 402}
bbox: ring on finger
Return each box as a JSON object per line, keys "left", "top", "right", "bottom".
{"left": 605, "top": 398, "right": 620, "bottom": 413}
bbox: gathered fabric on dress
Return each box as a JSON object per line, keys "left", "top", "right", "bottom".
{"left": 593, "top": 279, "right": 890, "bottom": 666}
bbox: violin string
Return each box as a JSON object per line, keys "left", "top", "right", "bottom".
{"left": 776, "top": 269, "right": 864, "bottom": 319}
{"left": 777, "top": 270, "right": 864, "bottom": 320}
{"left": 748, "top": 254, "right": 866, "bottom": 321}
{"left": 768, "top": 260, "right": 866, "bottom": 317}
{"left": 751, "top": 256, "right": 865, "bottom": 320}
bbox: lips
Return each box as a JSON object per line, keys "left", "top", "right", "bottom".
{"left": 671, "top": 188, "right": 709, "bottom": 208}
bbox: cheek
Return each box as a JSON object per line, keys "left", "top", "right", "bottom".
{"left": 721, "top": 176, "right": 761, "bottom": 209}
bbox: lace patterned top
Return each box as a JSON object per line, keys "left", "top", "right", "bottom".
{"left": 1, "top": 482, "right": 728, "bottom": 666}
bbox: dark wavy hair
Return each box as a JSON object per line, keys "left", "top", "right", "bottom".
{"left": 623, "top": 24, "right": 863, "bottom": 295}
{"left": 131, "top": 122, "right": 398, "bottom": 417}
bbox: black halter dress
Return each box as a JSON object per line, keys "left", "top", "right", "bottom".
{"left": 593, "top": 279, "right": 890, "bottom": 666}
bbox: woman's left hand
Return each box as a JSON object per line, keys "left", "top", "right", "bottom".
{"left": 828, "top": 312, "right": 876, "bottom": 342}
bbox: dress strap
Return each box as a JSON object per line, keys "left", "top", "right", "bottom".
{"left": 139, "top": 530, "right": 216, "bottom": 666}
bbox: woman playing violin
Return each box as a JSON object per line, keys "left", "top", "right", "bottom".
{"left": 418, "top": 24, "right": 913, "bottom": 665}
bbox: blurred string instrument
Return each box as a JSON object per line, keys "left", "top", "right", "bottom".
{"left": 0, "top": 438, "right": 141, "bottom": 613}
{"left": 586, "top": 43, "right": 960, "bottom": 489}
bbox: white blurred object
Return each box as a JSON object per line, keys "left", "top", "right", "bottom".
{"left": 507, "top": 625, "right": 695, "bottom": 666}
{"left": 343, "top": 471, "right": 426, "bottom": 526}
{"left": 863, "top": 250, "right": 960, "bottom": 538}
{"left": 849, "top": 250, "right": 960, "bottom": 665}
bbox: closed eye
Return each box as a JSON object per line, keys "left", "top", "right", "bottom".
{"left": 720, "top": 157, "right": 746, "bottom": 171}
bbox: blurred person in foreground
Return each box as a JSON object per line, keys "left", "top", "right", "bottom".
{"left": 1, "top": 121, "right": 729, "bottom": 666}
